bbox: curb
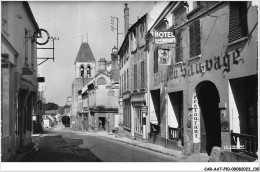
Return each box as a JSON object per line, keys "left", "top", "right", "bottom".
{"left": 57, "top": 129, "right": 209, "bottom": 162}
{"left": 93, "top": 133, "right": 209, "bottom": 162}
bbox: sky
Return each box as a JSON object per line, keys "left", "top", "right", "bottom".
{"left": 29, "top": 1, "right": 156, "bottom": 106}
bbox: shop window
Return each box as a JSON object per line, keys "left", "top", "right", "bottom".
{"left": 175, "top": 31, "right": 183, "bottom": 63}
{"left": 153, "top": 49, "right": 159, "bottom": 73}
{"left": 134, "top": 64, "right": 137, "bottom": 90}
{"left": 141, "top": 60, "right": 145, "bottom": 89}
{"left": 228, "top": 2, "right": 248, "bottom": 43}
{"left": 189, "top": 20, "right": 201, "bottom": 58}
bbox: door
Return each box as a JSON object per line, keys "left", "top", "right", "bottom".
{"left": 196, "top": 81, "right": 221, "bottom": 155}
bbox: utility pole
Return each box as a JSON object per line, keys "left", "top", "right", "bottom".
{"left": 111, "top": 16, "right": 123, "bottom": 61}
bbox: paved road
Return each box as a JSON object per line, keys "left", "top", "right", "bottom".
{"left": 24, "top": 129, "right": 181, "bottom": 162}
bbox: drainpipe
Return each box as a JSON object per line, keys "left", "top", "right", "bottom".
{"left": 146, "top": 50, "right": 150, "bottom": 142}
{"left": 165, "top": 84, "right": 168, "bottom": 148}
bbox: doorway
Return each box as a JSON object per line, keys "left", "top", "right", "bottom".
{"left": 196, "top": 81, "right": 221, "bottom": 155}
{"left": 98, "top": 117, "right": 105, "bottom": 131}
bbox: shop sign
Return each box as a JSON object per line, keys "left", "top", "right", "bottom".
{"left": 158, "top": 49, "right": 171, "bottom": 65}
{"left": 22, "top": 67, "right": 33, "bottom": 75}
{"left": 107, "top": 89, "right": 115, "bottom": 96}
{"left": 153, "top": 48, "right": 243, "bottom": 87}
{"left": 192, "top": 93, "right": 200, "bottom": 143}
{"left": 154, "top": 31, "right": 175, "bottom": 44}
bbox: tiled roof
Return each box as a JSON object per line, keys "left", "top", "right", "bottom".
{"left": 74, "top": 42, "right": 95, "bottom": 64}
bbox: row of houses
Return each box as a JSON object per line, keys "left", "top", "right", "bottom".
{"left": 118, "top": 1, "right": 258, "bottom": 158}
{"left": 1, "top": 1, "right": 43, "bottom": 161}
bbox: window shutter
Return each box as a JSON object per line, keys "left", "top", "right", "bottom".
{"left": 229, "top": 2, "right": 248, "bottom": 43}
{"left": 154, "top": 49, "right": 158, "bottom": 73}
{"left": 134, "top": 64, "right": 137, "bottom": 90}
{"left": 189, "top": 20, "right": 201, "bottom": 58}
{"left": 141, "top": 61, "right": 145, "bottom": 89}
{"left": 176, "top": 31, "right": 183, "bottom": 62}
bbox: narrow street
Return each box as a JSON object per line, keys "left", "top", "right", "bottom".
{"left": 23, "top": 129, "right": 181, "bottom": 162}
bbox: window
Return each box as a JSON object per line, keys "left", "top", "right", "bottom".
{"left": 31, "top": 39, "right": 35, "bottom": 70}
{"left": 119, "top": 76, "right": 121, "bottom": 96}
{"left": 80, "top": 65, "right": 84, "bottom": 77}
{"left": 154, "top": 49, "right": 159, "bottom": 73}
{"left": 126, "top": 69, "right": 129, "bottom": 91}
{"left": 228, "top": 2, "right": 248, "bottom": 43}
{"left": 141, "top": 61, "right": 145, "bottom": 89}
{"left": 134, "top": 64, "right": 137, "bottom": 90}
{"left": 124, "top": 71, "right": 126, "bottom": 92}
{"left": 175, "top": 31, "right": 183, "bottom": 62}
{"left": 25, "top": 29, "right": 29, "bottom": 65}
{"left": 189, "top": 20, "right": 201, "bottom": 58}
{"left": 87, "top": 65, "right": 91, "bottom": 77}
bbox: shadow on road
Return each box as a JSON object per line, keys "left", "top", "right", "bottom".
{"left": 23, "top": 133, "right": 102, "bottom": 162}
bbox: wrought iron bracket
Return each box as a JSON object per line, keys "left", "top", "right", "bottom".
{"left": 37, "top": 37, "right": 59, "bottom": 66}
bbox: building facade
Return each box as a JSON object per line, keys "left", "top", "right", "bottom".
{"left": 81, "top": 55, "right": 120, "bottom": 133}
{"left": 146, "top": 1, "right": 258, "bottom": 157}
{"left": 1, "top": 1, "right": 39, "bottom": 161}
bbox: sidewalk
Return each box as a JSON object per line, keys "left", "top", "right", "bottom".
{"left": 14, "top": 134, "right": 40, "bottom": 162}
{"left": 69, "top": 129, "right": 209, "bottom": 162}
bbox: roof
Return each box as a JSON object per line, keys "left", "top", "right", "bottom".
{"left": 74, "top": 42, "right": 96, "bottom": 64}
{"left": 24, "top": 2, "right": 39, "bottom": 30}
{"left": 128, "top": 13, "right": 147, "bottom": 32}
{"left": 119, "top": 14, "right": 147, "bottom": 55}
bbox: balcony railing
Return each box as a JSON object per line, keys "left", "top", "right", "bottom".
{"left": 231, "top": 131, "right": 258, "bottom": 158}
{"left": 168, "top": 127, "right": 181, "bottom": 139}
{"left": 150, "top": 123, "right": 160, "bottom": 134}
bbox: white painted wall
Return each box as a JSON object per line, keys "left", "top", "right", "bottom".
{"left": 167, "top": 95, "right": 179, "bottom": 128}
{"left": 228, "top": 81, "right": 240, "bottom": 133}
{"left": 149, "top": 95, "right": 158, "bottom": 124}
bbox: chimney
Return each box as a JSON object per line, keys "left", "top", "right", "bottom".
{"left": 98, "top": 58, "right": 107, "bottom": 72}
{"left": 111, "top": 50, "right": 119, "bottom": 70}
{"left": 124, "top": 3, "right": 129, "bottom": 37}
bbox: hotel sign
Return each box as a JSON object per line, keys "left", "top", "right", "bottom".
{"left": 154, "top": 31, "right": 175, "bottom": 44}
{"left": 158, "top": 49, "right": 171, "bottom": 65}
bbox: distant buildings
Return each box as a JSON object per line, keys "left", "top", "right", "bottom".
{"left": 1, "top": 1, "right": 40, "bottom": 161}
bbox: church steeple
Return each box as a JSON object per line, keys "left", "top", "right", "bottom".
{"left": 74, "top": 42, "right": 95, "bottom": 64}
{"left": 74, "top": 42, "right": 96, "bottom": 78}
